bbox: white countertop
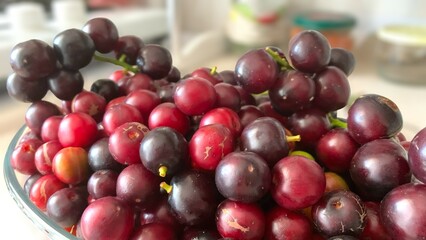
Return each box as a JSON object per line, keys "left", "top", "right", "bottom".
{"left": 1, "top": 47, "right": 426, "bottom": 239}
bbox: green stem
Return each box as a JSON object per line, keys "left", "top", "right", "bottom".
{"left": 328, "top": 114, "right": 348, "bottom": 129}
{"left": 265, "top": 47, "right": 293, "bottom": 71}
{"left": 93, "top": 53, "right": 139, "bottom": 73}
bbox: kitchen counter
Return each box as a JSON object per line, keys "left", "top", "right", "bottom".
{"left": 1, "top": 49, "right": 426, "bottom": 239}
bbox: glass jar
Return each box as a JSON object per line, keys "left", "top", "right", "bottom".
{"left": 376, "top": 25, "right": 426, "bottom": 84}
{"left": 225, "top": 0, "right": 289, "bottom": 53}
{"left": 291, "top": 11, "right": 356, "bottom": 50}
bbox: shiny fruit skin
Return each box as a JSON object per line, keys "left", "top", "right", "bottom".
{"left": 234, "top": 48, "right": 279, "bottom": 94}
{"left": 288, "top": 30, "right": 331, "bottom": 73}
{"left": 199, "top": 107, "right": 242, "bottom": 137}
{"left": 10, "top": 138, "right": 43, "bottom": 175}
{"left": 359, "top": 201, "right": 391, "bottom": 240}
{"left": 347, "top": 94, "right": 403, "bottom": 145}
{"left": 58, "top": 112, "right": 98, "bottom": 148}
{"left": 148, "top": 102, "right": 190, "bottom": 136}
{"left": 271, "top": 155, "right": 326, "bottom": 210}
{"left": 316, "top": 128, "right": 359, "bottom": 174}
{"left": 216, "top": 199, "right": 265, "bottom": 240}
{"left": 408, "top": 127, "right": 426, "bottom": 183}
{"left": 239, "top": 117, "right": 290, "bottom": 168}
{"left": 29, "top": 174, "right": 67, "bottom": 211}
{"left": 215, "top": 151, "right": 271, "bottom": 203}
{"left": 167, "top": 170, "right": 219, "bottom": 226}
{"left": 52, "top": 147, "right": 90, "bottom": 185}
{"left": 311, "top": 190, "right": 367, "bottom": 237}
{"left": 46, "top": 187, "right": 88, "bottom": 228}
{"left": 116, "top": 163, "right": 162, "bottom": 207}
{"left": 108, "top": 122, "right": 150, "bottom": 165}
{"left": 264, "top": 206, "right": 313, "bottom": 240}
{"left": 189, "top": 124, "right": 235, "bottom": 171}
{"left": 380, "top": 183, "right": 426, "bottom": 240}
{"left": 174, "top": 77, "right": 217, "bottom": 116}
{"left": 130, "top": 223, "right": 177, "bottom": 240}
{"left": 349, "top": 138, "right": 411, "bottom": 201}
{"left": 80, "top": 196, "right": 134, "bottom": 240}
{"left": 140, "top": 127, "right": 189, "bottom": 177}
{"left": 324, "top": 172, "right": 350, "bottom": 194}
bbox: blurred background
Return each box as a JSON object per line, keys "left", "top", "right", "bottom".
{"left": 0, "top": 0, "right": 426, "bottom": 238}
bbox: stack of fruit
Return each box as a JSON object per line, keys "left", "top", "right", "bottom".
{"left": 6, "top": 17, "right": 426, "bottom": 240}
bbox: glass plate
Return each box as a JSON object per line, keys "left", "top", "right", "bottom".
{"left": 3, "top": 125, "right": 78, "bottom": 240}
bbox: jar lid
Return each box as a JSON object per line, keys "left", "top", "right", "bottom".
{"left": 293, "top": 11, "right": 356, "bottom": 30}
{"left": 377, "top": 25, "right": 426, "bottom": 46}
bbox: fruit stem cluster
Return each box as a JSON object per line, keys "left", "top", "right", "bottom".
{"left": 93, "top": 53, "right": 139, "bottom": 73}
{"left": 265, "top": 47, "right": 294, "bottom": 71}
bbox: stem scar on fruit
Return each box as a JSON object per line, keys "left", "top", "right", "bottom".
{"left": 160, "top": 181, "right": 172, "bottom": 194}
{"left": 158, "top": 165, "right": 168, "bottom": 177}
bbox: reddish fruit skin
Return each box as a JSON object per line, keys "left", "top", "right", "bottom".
{"left": 29, "top": 174, "right": 67, "bottom": 211}
{"left": 238, "top": 105, "right": 265, "bottom": 129}
{"left": 108, "top": 122, "right": 149, "bottom": 165}
{"left": 264, "top": 206, "right": 313, "bottom": 240}
{"left": 349, "top": 138, "right": 411, "bottom": 201}
{"left": 117, "top": 72, "right": 154, "bottom": 95}
{"left": 10, "top": 138, "right": 43, "bottom": 175}
{"left": 102, "top": 103, "right": 144, "bottom": 136}
{"left": 148, "top": 102, "right": 190, "bottom": 136}
{"left": 380, "top": 183, "right": 426, "bottom": 240}
{"left": 271, "top": 155, "right": 326, "bottom": 210}
{"left": 71, "top": 90, "right": 107, "bottom": 122}
{"left": 234, "top": 48, "right": 279, "bottom": 94}
{"left": 139, "top": 197, "right": 181, "bottom": 232}
{"left": 40, "top": 115, "right": 63, "bottom": 142}
{"left": 58, "top": 112, "right": 98, "bottom": 148}
{"left": 189, "top": 124, "right": 235, "bottom": 171}
{"left": 105, "top": 95, "right": 126, "bottom": 109}
{"left": 174, "top": 77, "right": 217, "bottom": 116}
{"left": 359, "top": 202, "right": 391, "bottom": 240}
{"left": 125, "top": 89, "right": 161, "bottom": 123}
{"left": 25, "top": 100, "right": 62, "bottom": 136}
{"left": 34, "top": 140, "right": 63, "bottom": 175}
{"left": 216, "top": 200, "right": 265, "bottom": 240}
{"left": 311, "top": 190, "right": 367, "bottom": 237}
{"left": 130, "top": 223, "right": 177, "bottom": 240}
{"left": 199, "top": 107, "right": 242, "bottom": 137}
{"left": 109, "top": 69, "right": 131, "bottom": 82}
{"left": 316, "top": 128, "right": 359, "bottom": 173}
{"left": 408, "top": 127, "right": 426, "bottom": 183}
{"left": 191, "top": 67, "right": 223, "bottom": 85}
{"left": 80, "top": 196, "right": 134, "bottom": 240}
{"left": 347, "top": 94, "right": 403, "bottom": 145}
{"left": 214, "top": 82, "right": 241, "bottom": 112}
{"left": 52, "top": 147, "right": 90, "bottom": 185}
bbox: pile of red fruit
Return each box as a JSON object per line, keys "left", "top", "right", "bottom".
{"left": 6, "top": 17, "right": 426, "bottom": 240}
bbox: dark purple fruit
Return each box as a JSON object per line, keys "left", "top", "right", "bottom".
{"left": 215, "top": 151, "right": 271, "bottom": 203}
{"left": 380, "top": 183, "right": 426, "bottom": 240}
{"left": 347, "top": 94, "right": 403, "bottom": 144}
{"left": 349, "top": 138, "right": 411, "bottom": 201}
{"left": 408, "top": 127, "right": 426, "bottom": 183}
{"left": 312, "top": 190, "right": 367, "bottom": 237}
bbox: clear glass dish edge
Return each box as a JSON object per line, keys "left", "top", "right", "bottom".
{"left": 3, "top": 125, "right": 79, "bottom": 240}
